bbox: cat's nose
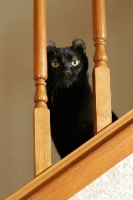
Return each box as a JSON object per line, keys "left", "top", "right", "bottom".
{"left": 62, "top": 70, "right": 71, "bottom": 78}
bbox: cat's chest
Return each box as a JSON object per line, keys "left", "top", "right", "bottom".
{"left": 53, "top": 88, "right": 82, "bottom": 113}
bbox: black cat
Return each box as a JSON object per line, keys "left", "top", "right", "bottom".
{"left": 46, "top": 39, "right": 117, "bottom": 158}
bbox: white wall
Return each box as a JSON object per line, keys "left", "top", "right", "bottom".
{"left": 0, "top": 0, "right": 133, "bottom": 199}
{"left": 70, "top": 154, "right": 133, "bottom": 200}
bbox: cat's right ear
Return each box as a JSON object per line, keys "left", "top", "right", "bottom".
{"left": 72, "top": 39, "right": 86, "bottom": 53}
{"left": 47, "top": 41, "right": 56, "bottom": 51}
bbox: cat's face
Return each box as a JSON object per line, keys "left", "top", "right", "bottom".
{"left": 47, "top": 39, "right": 89, "bottom": 89}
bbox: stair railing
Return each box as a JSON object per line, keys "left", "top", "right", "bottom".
{"left": 34, "top": 0, "right": 51, "bottom": 176}
{"left": 6, "top": 0, "right": 133, "bottom": 199}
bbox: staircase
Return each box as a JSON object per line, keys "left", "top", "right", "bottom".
{"left": 6, "top": 0, "right": 133, "bottom": 199}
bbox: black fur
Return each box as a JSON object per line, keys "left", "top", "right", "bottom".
{"left": 46, "top": 39, "right": 117, "bottom": 158}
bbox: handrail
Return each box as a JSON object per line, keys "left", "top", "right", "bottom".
{"left": 6, "top": 109, "right": 133, "bottom": 200}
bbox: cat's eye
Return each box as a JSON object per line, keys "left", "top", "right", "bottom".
{"left": 71, "top": 60, "right": 80, "bottom": 67}
{"left": 51, "top": 61, "right": 59, "bottom": 68}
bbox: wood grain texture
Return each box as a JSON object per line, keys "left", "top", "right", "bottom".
{"left": 34, "top": 0, "right": 47, "bottom": 81}
{"left": 29, "top": 124, "right": 133, "bottom": 200}
{"left": 34, "top": 107, "right": 50, "bottom": 176}
{"left": 93, "top": 67, "right": 111, "bottom": 133}
{"left": 6, "top": 110, "right": 133, "bottom": 200}
{"left": 33, "top": 0, "right": 51, "bottom": 176}
{"left": 92, "top": 0, "right": 111, "bottom": 134}
{"left": 6, "top": 0, "right": 133, "bottom": 199}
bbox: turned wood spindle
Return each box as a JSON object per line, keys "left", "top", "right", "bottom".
{"left": 34, "top": 0, "right": 51, "bottom": 176}
{"left": 92, "top": 0, "right": 111, "bottom": 135}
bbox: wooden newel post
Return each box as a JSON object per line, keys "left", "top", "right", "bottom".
{"left": 92, "top": 0, "right": 111, "bottom": 135}
{"left": 34, "top": 0, "right": 51, "bottom": 176}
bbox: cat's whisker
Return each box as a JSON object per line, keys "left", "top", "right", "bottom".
{"left": 51, "top": 81, "right": 60, "bottom": 110}
{"left": 56, "top": 81, "right": 60, "bottom": 96}
{"left": 74, "top": 77, "right": 84, "bottom": 86}
{"left": 51, "top": 85, "right": 56, "bottom": 110}
{"left": 74, "top": 80, "right": 80, "bottom": 86}
{"left": 78, "top": 76, "right": 85, "bottom": 82}
{"left": 47, "top": 79, "right": 59, "bottom": 91}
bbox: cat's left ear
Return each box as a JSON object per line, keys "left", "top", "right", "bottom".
{"left": 47, "top": 41, "right": 56, "bottom": 51}
{"left": 72, "top": 39, "right": 86, "bottom": 53}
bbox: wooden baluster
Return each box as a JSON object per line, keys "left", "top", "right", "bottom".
{"left": 34, "top": 0, "right": 51, "bottom": 176}
{"left": 92, "top": 0, "right": 111, "bottom": 135}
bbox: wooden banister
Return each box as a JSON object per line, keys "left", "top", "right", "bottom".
{"left": 33, "top": 0, "right": 51, "bottom": 176}
{"left": 6, "top": 0, "right": 133, "bottom": 199}
{"left": 6, "top": 110, "right": 133, "bottom": 200}
{"left": 92, "top": 0, "right": 111, "bottom": 135}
